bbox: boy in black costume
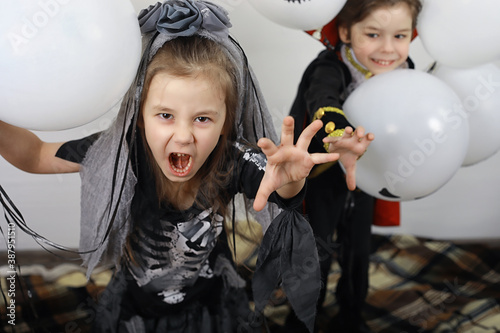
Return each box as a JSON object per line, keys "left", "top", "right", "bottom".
{"left": 287, "top": 0, "right": 422, "bottom": 331}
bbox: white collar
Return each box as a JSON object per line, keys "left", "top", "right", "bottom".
{"left": 340, "top": 44, "right": 409, "bottom": 94}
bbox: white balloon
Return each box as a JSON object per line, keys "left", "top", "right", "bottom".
{"left": 247, "top": 0, "right": 346, "bottom": 31}
{"left": 0, "top": 0, "right": 142, "bottom": 131}
{"left": 432, "top": 63, "right": 500, "bottom": 166}
{"left": 344, "top": 69, "right": 469, "bottom": 201}
{"left": 417, "top": 0, "right": 500, "bottom": 69}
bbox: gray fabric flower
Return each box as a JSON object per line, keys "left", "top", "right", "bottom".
{"left": 138, "top": 0, "right": 231, "bottom": 39}
{"left": 138, "top": 2, "right": 163, "bottom": 33}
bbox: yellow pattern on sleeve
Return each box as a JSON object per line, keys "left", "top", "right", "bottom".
{"left": 312, "top": 107, "right": 345, "bottom": 121}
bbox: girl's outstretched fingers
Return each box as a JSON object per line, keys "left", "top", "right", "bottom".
{"left": 253, "top": 191, "right": 269, "bottom": 212}
{"left": 254, "top": 137, "right": 279, "bottom": 212}
{"left": 257, "top": 137, "right": 278, "bottom": 157}
{"left": 254, "top": 117, "right": 340, "bottom": 211}
{"left": 280, "top": 115, "right": 295, "bottom": 146}
{"left": 296, "top": 119, "right": 324, "bottom": 151}
{"left": 309, "top": 151, "right": 340, "bottom": 165}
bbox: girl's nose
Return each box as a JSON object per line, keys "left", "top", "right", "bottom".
{"left": 174, "top": 122, "right": 194, "bottom": 145}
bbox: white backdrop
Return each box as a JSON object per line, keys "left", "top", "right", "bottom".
{"left": 1, "top": 0, "right": 499, "bottom": 250}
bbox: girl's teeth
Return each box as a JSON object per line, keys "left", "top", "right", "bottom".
{"left": 171, "top": 153, "right": 192, "bottom": 173}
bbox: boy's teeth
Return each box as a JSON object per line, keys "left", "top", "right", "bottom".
{"left": 376, "top": 60, "right": 391, "bottom": 65}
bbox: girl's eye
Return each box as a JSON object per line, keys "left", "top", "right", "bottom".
{"left": 195, "top": 116, "right": 210, "bottom": 123}
{"left": 395, "top": 34, "right": 407, "bottom": 39}
{"left": 159, "top": 113, "right": 173, "bottom": 120}
{"left": 367, "top": 33, "right": 379, "bottom": 38}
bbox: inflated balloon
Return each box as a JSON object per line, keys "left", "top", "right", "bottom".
{"left": 432, "top": 63, "right": 500, "bottom": 166}
{"left": 0, "top": 0, "right": 142, "bottom": 131}
{"left": 247, "top": 0, "right": 346, "bottom": 31}
{"left": 343, "top": 69, "right": 469, "bottom": 201}
{"left": 417, "top": 0, "right": 500, "bottom": 69}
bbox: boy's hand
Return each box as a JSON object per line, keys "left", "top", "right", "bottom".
{"left": 253, "top": 117, "right": 339, "bottom": 211}
{"left": 323, "top": 125, "right": 374, "bottom": 191}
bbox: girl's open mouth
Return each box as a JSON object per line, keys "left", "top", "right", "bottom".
{"left": 169, "top": 153, "right": 193, "bottom": 176}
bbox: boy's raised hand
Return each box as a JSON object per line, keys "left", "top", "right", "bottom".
{"left": 253, "top": 116, "right": 339, "bottom": 211}
{"left": 323, "top": 125, "right": 374, "bottom": 191}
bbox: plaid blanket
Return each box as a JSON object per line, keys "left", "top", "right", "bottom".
{"left": 1, "top": 234, "right": 500, "bottom": 333}
{"left": 0, "top": 265, "right": 111, "bottom": 333}
{"left": 259, "top": 234, "right": 500, "bottom": 332}
{"left": 362, "top": 234, "right": 500, "bottom": 333}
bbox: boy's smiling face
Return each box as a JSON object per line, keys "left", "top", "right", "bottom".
{"left": 339, "top": 3, "right": 413, "bottom": 75}
{"left": 142, "top": 72, "right": 226, "bottom": 185}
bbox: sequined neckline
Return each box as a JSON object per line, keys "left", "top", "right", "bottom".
{"left": 345, "top": 46, "right": 373, "bottom": 79}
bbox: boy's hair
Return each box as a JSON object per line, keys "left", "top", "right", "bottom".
{"left": 337, "top": 0, "right": 422, "bottom": 35}
{"left": 139, "top": 36, "right": 238, "bottom": 216}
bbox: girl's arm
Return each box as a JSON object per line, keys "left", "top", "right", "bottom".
{"left": 0, "top": 121, "right": 79, "bottom": 174}
{"left": 253, "top": 116, "right": 339, "bottom": 211}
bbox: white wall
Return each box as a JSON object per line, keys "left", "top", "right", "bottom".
{"left": 1, "top": 0, "right": 499, "bottom": 250}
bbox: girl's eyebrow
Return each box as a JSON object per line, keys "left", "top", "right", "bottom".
{"left": 194, "top": 110, "right": 223, "bottom": 119}
{"left": 150, "top": 105, "right": 222, "bottom": 118}
{"left": 150, "top": 105, "right": 173, "bottom": 113}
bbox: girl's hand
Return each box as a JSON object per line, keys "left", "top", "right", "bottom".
{"left": 253, "top": 116, "right": 339, "bottom": 211}
{"left": 323, "top": 125, "right": 374, "bottom": 191}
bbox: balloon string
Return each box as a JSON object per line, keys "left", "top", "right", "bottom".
{"left": 0, "top": 184, "right": 83, "bottom": 259}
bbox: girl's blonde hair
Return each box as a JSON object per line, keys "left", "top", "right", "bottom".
{"left": 139, "top": 36, "right": 238, "bottom": 217}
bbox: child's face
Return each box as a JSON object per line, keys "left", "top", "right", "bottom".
{"left": 339, "top": 3, "right": 413, "bottom": 75}
{"left": 142, "top": 72, "right": 227, "bottom": 184}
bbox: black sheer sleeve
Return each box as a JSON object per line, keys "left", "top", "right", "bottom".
{"left": 55, "top": 133, "right": 100, "bottom": 164}
{"left": 231, "top": 143, "right": 305, "bottom": 209}
{"left": 230, "top": 143, "right": 319, "bottom": 333}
